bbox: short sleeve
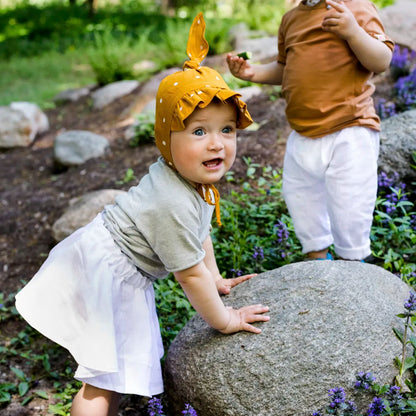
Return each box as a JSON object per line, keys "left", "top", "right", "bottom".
{"left": 353, "top": 0, "right": 394, "bottom": 52}
{"left": 141, "top": 196, "right": 208, "bottom": 273}
{"left": 277, "top": 19, "right": 287, "bottom": 65}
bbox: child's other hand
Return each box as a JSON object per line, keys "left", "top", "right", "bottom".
{"left": 219, "top": 305, "right": 270, "bottom": 334}
{"left": 216, "top": 273, "right": 257, "bottom": 295}
{"left": 322, "top": 0, "right": 359, "bottom": 41}
{"left": 226, "top": 53, "right": 255, "bottom": 81}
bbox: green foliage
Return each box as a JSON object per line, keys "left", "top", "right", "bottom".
{"left": 48, "top": 381, "right": 82, "bottom": 415}
{"left": 212, "top": 158, "right": 303, "bottom": 277}
{"left": 371, "top": 171, "right": 416, "bottom": 284}
{"left": 116, "top": 167, "right": 136, "bottom": 184}
{"left": 154, "top": 276, "right": 196, "bottom": 351}
{"left": 88, "top": 29, "right": 135, "bottom": 85}
{"left": 129, "top": 112, "right": 155, "bottom": 147}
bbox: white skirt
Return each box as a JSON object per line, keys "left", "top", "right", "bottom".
{"left": 15, "top": 214, "right": 164, "bottom": 396}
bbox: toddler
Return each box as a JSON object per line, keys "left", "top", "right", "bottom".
{"left": 227, "top": 0, "right": 394, "bottom": 261}
{"left": 15, "top": 13, "right": 269, "bottom": 416}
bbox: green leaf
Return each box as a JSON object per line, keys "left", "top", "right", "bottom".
{"left": 393, "top": 327, "right": 405, "bottom": 343}
{"left": 0, "top": 391, "right": 11, "bottom": 403}
{"left": 404, "top": 356, "right": 416, "bottom": 372}
{"left": 36, "top": 390, "right": 49, "bottom": 400}
{"left": 11, "top": 367, "right": 26, "bottom": 381}
{"left": 18, "top": 381, "right": 29, "bottom": 397}
{"left": 21, "top": 395, "right": 33, "bottom": 406}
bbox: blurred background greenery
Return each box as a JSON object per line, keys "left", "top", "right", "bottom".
{"left": 0, "top": 0, "right": 394, "bottom": 108}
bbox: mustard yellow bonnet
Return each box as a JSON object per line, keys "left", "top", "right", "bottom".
{"left": 154, "top": 12, "right": 252, "bottom": 225}
{"left": 155, "top": 12, "right": 252, "bottom": 169}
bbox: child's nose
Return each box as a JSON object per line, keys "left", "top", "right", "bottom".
{"left": 208, "top": 134, "right": 225, "bottom": 151}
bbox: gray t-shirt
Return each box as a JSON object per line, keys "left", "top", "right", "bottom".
{"left": 103, "top": 158, "right": 214, "bottom": 280}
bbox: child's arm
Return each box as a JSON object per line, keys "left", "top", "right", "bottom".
{"left": 174, "top": 262, "right": 270, "bottom": 334}
{"left": 322, "top": 0, "right": 392, "bottom": 73}
{"left": 202, "top": 235, "right": 256, "bottom": 295}
{"left": 226, "top": 53, "right": 284, "bottom": 85}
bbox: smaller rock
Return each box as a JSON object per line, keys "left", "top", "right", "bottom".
{"left": 92, "top": 80, "right": 140, "bottom": 109}
{"left": 53, "top": 85, "right": 95, "bottom": 104}
{"left": 0, "top": 107, "right": 33, "bottom": 148}
{"left": 237, "top": 86, "right": 263, "bottom": 103}
{"left": 52, "top": 189, "right": 126, "bottom": 242}
{"left": 133, "top": 60, "right": 158, "bottom": 73}
{"left": 54, "top": 130, "right": 109, "bottom": 167}
{"left": 10, "top": 102, "right": 49, "bottom": 138}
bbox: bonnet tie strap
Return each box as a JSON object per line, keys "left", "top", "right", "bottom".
{"left": 196, "top": 184, "right": 222, "bottom": 227}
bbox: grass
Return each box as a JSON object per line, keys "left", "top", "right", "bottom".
{"left": 0, "top": 51, "right": 95, "bottom": 108}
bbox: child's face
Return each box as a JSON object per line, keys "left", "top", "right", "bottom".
{"left": 170, "top": 100, "right": 237, "bottom": 187}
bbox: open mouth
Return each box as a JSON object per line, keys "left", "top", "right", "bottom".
{"left": 203, "top": 158, "right": 222, "bottom": 168}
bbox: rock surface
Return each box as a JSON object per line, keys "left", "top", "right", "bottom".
{"left": 379, "top": 0, "right": 416, "bottom": 51}
{"left": 165, "top": 261, "right": 410, "bottom": 416}
{"left": 52, "top": 189, "right": 126, "bottom": 242}
{"left": 379, "top": 109, "right": 416, "bottom": 180}
{"left": 54, "top": 130, "right": 110, "bottom": 166}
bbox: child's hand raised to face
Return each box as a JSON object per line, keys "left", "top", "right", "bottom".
{"left": 322, "top": 0, "right": 360, "bottom": 41}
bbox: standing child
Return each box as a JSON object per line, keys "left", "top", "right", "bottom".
{"left": 15, "top": 13, "right": 270, "bottom": 416}
{"left": 227, "top": 0, "right": 394, "bottom": 261}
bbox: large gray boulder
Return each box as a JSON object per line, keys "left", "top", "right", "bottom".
{"left": 165, "top": 261, "right": 410, "bottom": 416}
{"left": 379, "top": 109, "right": 416, "bottom": 181}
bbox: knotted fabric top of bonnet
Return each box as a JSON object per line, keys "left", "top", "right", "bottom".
{"left": 154, "top": 12, "right": 253, "bottom": 225}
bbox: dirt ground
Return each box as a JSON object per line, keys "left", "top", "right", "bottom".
{"left": 0, "top": 68, "right": 393, "bottom": 415}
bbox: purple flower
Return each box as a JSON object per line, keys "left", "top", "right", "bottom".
{"left": 345, "top": 400, "right": 357, "bottom": 415}
{"left": 376, "top": 98, "right": 397, "bottom": 120}
{"left": 377, "top": 171, "right": 399, "bottom": 189}
{"left": 253, "top": 246, "right": 265, "bottom": 261}
{"left": 404, "top": 291, "right": 416, "bottom": 311}
{"left": 274, "top": 220, "right": 289, "bottom": 244}
{"left": 311, "top": 412, "right": 323, "bottom": 416}
{"left": 182, "top": 403, "right": 198, "bottom": 416}
{"left": 390, "top": 45, "right": 414, "bottom": 80}
{"left": 385, "top": 385, "right": 404, "bottom": 412}
{"left": 367, "top": 397, "right": 386, "bottom": 416}
{"left": 395, "top": 67, "right": 416, "bottom": 111}
{"left": 231, "top": 268, "right": 243, "bottom": 277}
{"left": 328, "top": 387, "right": 346, "bottom": 409}
{"left": 355, "top": 371, "right": 376, "bottom": 390}
{"left": 147, "top": 397, "right": 165, "bottom": 416}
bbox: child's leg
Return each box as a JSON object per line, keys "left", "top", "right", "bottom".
{"left": 70, "top": 383, "right": 120, "bottom": 416}
{"left": 325, "top": 127, "right": 379, "bottom": 260}
{"left": 282, "top": 131, "right": 334, "bottom": 259}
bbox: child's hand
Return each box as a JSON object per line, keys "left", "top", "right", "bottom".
{"left": 216, "top": 273, "right": 257, "bottom": 295}
{"left": 219, "top": 304, "right": 270, "bottom": 334}
{"left": 226, "top": 53, "right": 255, "bottom": 81}
{"left": 322, "top": 0, "right": 360, "bottom": 41}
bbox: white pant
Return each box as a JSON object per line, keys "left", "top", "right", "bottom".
{"left": 282, "top": 126, "right": 379, "bottom": 260}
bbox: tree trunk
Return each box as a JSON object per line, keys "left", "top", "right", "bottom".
{"left": 86, "top": 0, "right": 98, "bottom": 17}
{"left": 160, "top": 0, "right": 175, "bottom": 16}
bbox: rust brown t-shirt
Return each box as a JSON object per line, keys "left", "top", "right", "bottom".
{"left": 278, "top": 0, "right": 394, "bottom": 138}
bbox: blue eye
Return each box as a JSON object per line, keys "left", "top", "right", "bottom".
{"left": 193, "top": 128, "right": 205, "bottom": 136}
{"left": 222, "top": 126, "right": 233, "bottom": 134}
